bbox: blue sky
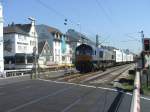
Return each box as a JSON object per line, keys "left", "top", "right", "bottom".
{"left": 3, "top": 0, "right": 150, "bottom": 53}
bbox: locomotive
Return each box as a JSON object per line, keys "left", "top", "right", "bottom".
{"left": 75, "top": 43, "right": 134, "bottom": 73}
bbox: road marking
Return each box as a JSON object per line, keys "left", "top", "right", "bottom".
{"left": 7, "top": 87, "right": 73, "bottom": 112}
{"left": 97, "top": 86, "right": 118, "bottom": 92}
{"left": 140, "top": 96, "right": 150, "bottom": 101}
{"left": 38, "top": 79, "right": 96, "bottom": 89}
{"left": 38, "top": 79, "right": 150, "bottom": 101}
{"left": 61, "top": 99, "right": 80, "bottom": 112}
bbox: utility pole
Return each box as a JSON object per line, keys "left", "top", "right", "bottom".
{"left": 64, "top": 19, "right": 67, "bottom": 67}
{"left": 139, "top": 30, "right": 149, "bottom": 88}
{"left": 96, "top": 34, "right": 99, "bottom": 47}
{"left": 139, "top": 30, "right": 144, "bottom": 51}
{"left": 28, "top": 17, "right": 37, "bottom": 79}
{"left": 0, "top": 3, "right": 4, "bottom": 77}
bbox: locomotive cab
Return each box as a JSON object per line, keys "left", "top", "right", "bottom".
{"left": 75, "top": 44, "right": 93, "bottom": 73}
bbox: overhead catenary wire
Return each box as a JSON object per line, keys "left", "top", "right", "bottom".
{"left": 35, "top": 0, "right": 96, "bottom": 36}
{"left": 95, "top": 0, "right": 113, "bottom": 24}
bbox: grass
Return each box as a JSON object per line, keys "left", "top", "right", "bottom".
{"left": 115, "top": 74, "right": 135, "bottom": 92}
{"left": 121, "top": 83, "right": 134, "bottom": 92}
{"left": 119, "top": 75, "right": 150, "bottom": 96}
{"left": 141, "top": 83, "right": 150, "bottom": 96}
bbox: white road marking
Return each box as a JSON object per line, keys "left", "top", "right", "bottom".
{"left": 38, "top": 78, "right": 150, "bottom": 101}
{"left": 141, "top": 96, "right": 150, "bottom": 101}
{"left": 61, "top": 99, "right": 81, "bottom": 112}
{"left": 97, "top": 86, "right": 118, "bottom": 92}
{"left": 7, "top": 87, "right": 73, "bottom": 112}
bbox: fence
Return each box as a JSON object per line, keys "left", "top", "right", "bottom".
{"left": 1, "top": 69, "right": 32, "bottom": 78}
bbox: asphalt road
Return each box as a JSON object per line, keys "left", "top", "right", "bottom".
{"left": 0, "top": 77, "right": 150, "bottom": 112}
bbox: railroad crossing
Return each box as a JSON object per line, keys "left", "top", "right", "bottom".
{"left": 0, "top": 64, "right": 150, "bottom": 112}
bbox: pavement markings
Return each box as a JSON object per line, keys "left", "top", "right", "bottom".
{"left": 38, "top": 78, "right": 150, "bottom": 101}
{"left": 61, "top": 99, "right": 81, "bottom": 112}
{"left": 7, "top": 86, "right": 73, "bottom": 112}
{"left": 140, "top": 96, "right": 150, "bottom": 101}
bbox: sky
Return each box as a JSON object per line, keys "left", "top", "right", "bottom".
{"left": 2, "top": 0, "right": 150, "bottom": 54}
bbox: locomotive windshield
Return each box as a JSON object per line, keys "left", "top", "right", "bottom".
{"left": 76, "top": 44, "right": 93, "bottom": 56}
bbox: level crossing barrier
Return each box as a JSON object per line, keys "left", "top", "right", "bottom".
{"left": 130, "top": 70, "right": 141, "bottom": 112}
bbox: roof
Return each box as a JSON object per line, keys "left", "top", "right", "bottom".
{"left": 36, "top": 24, "right": 62, "bottom": 35}
{"left": 47, "top": 26, "right": 62, "bottom": 35}
{"left": 66, "top": 29, "right": 95, "bottom": 45}
{"left": 4, "top": 23, "right": 32, "bottom": 35}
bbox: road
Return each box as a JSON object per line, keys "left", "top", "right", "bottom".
{"left": 0, "top": 76, "right": 150, "bottom": 112}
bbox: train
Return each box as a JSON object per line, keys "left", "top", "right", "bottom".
{"left": 75, "top": 43, "right": 134, "bottom": 73}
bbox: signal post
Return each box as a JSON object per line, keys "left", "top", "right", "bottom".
{"left": 141, "top": 38, "right": 150, "bottom": 87}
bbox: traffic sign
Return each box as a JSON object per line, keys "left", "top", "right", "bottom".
{"left": 144, "top": 54, "right": 150, "bottom": 68}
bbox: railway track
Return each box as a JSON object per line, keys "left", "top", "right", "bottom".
{"left": 67, "top": 64, "right": 131, "bottom": 84}
{"left": 49, "top": 64, "right": 134, "bottom": 86}
{"left": 55, "top": 70, "right": 103, "bottom": 82}
{"left": 88, "top": 65, "right": 132, "bottom": 86}
{"left": 52, "top": 65, "right": 125, "bottom": 82}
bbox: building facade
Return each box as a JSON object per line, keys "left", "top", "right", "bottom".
{"left": 36, "top": 25, "right": 72, "bottom": 68}
{"left": 0, "top": 3, "right": 3, "bottom": 73}
{"left": 4, "top": 21, "right": 38, "bottom": 69}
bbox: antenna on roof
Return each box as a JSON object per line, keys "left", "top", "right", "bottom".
{"left": 28, "top": 17, "right": 35, "bottom": 21}
{"left": 28, "top": 17, "right": 36, "bottom": 26}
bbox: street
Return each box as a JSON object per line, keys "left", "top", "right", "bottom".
{"left": 0, "top": 77, "right": 149, "bottom": 112}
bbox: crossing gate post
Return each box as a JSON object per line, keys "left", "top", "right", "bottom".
{"left": 130, "top": 70, "right": 141, "bottom": 112}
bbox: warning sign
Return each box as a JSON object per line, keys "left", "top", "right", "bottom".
{"left": 144, "top": 54, "right": 150, "bottom": 68}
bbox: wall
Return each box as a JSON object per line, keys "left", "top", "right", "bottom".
{"left": 15, "top": 34, "right": 37, "bottom": 54}
{"left": 0, "top": 3, "right": 3, "bottom": 72}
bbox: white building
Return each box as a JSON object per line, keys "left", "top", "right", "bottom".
{"left": 4, "top": 21, "right": 38, "bottom": 69}
{"left": 61, "top": 35, "right": 72, "bottom": 65}
{"left": 0, "top": 3, "right": 3, "bottom": 73}
{"left": 36, "top": 25, "right": 72, "bottom": 68}
{"left": 53, "top": 31, "right": 62, "bottom": 64}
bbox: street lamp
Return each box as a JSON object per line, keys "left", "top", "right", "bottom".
{"left": 28, "top": 17, "right": 37, "bottom": 79}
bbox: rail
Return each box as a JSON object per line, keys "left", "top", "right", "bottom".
{"left": 1, "top": 69, "right": 32, "bottom": 78}
{"left": 130, "top": 70, "right": 141, "bottom": 112}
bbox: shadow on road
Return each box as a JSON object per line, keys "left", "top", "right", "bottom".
{"left": 108, "top": 89, "right": 125, "bottom": 112}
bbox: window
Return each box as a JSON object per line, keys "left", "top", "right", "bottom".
{"left": 15, "top": 55, "right": 25, "bottom": 64}
{"left": 27, "top": 56, "right": 33, "bottom": 63}
{"left": 30, "top": 40, "right": 35, "bottom": 46}
{"left": 112, "top": 55, "right": 114, "bottom": 59}
{"left": 99, "top": 51, "right": 103, "bottom": 58}
{"left": 76, "top": 51, "right": 79, "bottom": 55}
{"left": 4, "top": 56, "right": 15, "bottom": 64}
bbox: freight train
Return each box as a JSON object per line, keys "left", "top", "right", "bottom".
{"left": 75, "top": 44, "right": 134, "bottom": 73}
